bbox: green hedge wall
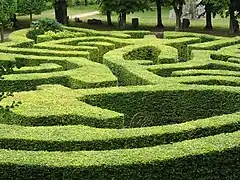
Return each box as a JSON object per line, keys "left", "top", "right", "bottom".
{"left": 0, "top": 28, "right": 240, "bottom": 179}
{"left": 0, "top": 131, "right": 239, "bottom": 179}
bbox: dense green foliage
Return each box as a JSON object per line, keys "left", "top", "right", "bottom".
{"left": 17, "top": 0, "right": 48, "bottom": 22}
{"left": 0, "top": 28, "right": 240, "bottom": 179}
{"left": 27, "top": 18, "right": 63, "bottom": 42}
{"left": 0, "top": 0, "right": 17, "bottom": 27}
{"left": 97, "top": 0, "right": 152, "bottom": 29}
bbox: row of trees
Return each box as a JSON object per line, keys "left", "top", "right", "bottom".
{"left": 0, "top": 0, "right": 240, "bottom": 34}
{"left": 97, "top": 0, "right": 240, "bottom": 33}
{"left": 197, "top": 0, "right": 240, "bottom": 34}
{"left": 0, "top": 0, "right": 49, "bottom": 28}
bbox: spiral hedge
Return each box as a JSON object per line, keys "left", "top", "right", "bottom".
{"left": 0, "top": 27, "right": 240, "bottom": 179}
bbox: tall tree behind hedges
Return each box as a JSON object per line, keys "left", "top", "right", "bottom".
{"left": 0, "top": 0, "right": 17, "bottom": 27}
{"left": 165, "top": 0, "right": 185, "bottom": 31}
{"left": 0, "top": 0, "right": 17, "bottom": 42}
{"left": 17, "top": 0, "right": 48, "bottom": 22}
{"left": 205, "top": 0, "right": 240, "bottom": 34}
{"left": 97, "top": 0, "right": 113, "bottom": 26}
{"left": 229, "top": 0, "right": 240, "bottom": 34}
{"left": 97, "top": 0, "right": 151, "bottom": 29}
{"left": 198, "top": 0, "right": 224, "bottom": 30}
{"left": 156, "top": 0, "right": 164, "bottom": 28}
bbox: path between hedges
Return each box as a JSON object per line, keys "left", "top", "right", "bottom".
{"left": 70, "top": 11, "right": 100, "bottom": 19}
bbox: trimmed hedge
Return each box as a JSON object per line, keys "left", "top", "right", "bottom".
{"left": 189, "top": 37, "right": 240, "bottom": 51}
{"left": 103, "top": 37, "right": 201, "bottom": 86}
{"left": 1, "top": 55, "right": 118, "bottom": 91}
{"left": 34, "top": 43, "right": 99, "bottom": 61}
{"left": 0, "top": 112, "right": 239, "bottom": 151}
{"left": 3, "top": 29, "right": 34, "bottom": 48}
{"left": 13, "top": 63, "right": 63, "bottom": 74}
{"left": 0, "top": 131, "right": 239, "bottom": 179}
{"left": 0, "top": 46, "right": 90, "bottom": 58}
{"left": 37, "top": 30, "right": 86, "bottom": 43}
{"left": 65, "top": 26, "right": 131, "bottom": 38}
{"left": 103, "top": 44, "right": 164, "bottom": 86}
{"left": 83, "top": 87, "right": 240, "bottom": 127}
{"left": 0, "top": 84, "right": 239, "bottom": 151}
{"left": 0, "top": 29, "right": 240, "bottom": 179}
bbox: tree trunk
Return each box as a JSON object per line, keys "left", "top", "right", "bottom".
{"left": 54, "top": 0, "right": 68, "bottom": 25}
{"left": 84, "top": 0, "right": 88, "bottom": 6}
{"left": 175, "top": 14, "right": 181, "bottom": 31}
{"left": 0, "top": 25, "right": 4, "bottom": 43}
{"left": 119, "top": 12, "right": 126, "bottom": 29}
{"left": 30, "top": 12, "right": 33, "bottom": 23}
{"left": 204, "top": 4, "right": 213, "bottom": 30}
{"left": 229, "top": 2, "right": 236, "bottom": 34}
{"left": 106, "top": 10, "right": 113, "bottom": 26}
{"left": 174, "top": 4, "right": 183, "bottom": 32}
{"left": 156, "top": 0, "right": 164, "bottom": 28}
{"left": 122, "top": 12, "right": 126, "bottom": 26}
{"left": 205, "top": 11, "right": 213, "bottom": 29}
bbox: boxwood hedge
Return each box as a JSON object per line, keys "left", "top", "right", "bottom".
{"left": 0, "top": 28, "right": 240, "bottom": 179}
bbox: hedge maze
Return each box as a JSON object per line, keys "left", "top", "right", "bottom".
{"left": 0, "top": 27, "right": 240, "bottom": 179}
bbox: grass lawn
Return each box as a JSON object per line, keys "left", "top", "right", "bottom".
{"left": 15, "top": 5, "right": 236, "bottom": 36}
{"left": 16, "top": 5, "right": 98, "bottom": 28}
{"left": 81, "top": 7, "right": 233, "bottom": 36}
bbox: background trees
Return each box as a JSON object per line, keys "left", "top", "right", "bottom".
{"left": 0, "top": 0, "right": 17, "bottom": 42}
{"left": 97, "top": 0, "right": 151, "bottom": 29}
{"left": 17, "top": 0, "right": 48, "bottom": 22}
{"left": 229, "top": 0, "right": 240, "bottom": 34}
{"left": 156, "top": 0, "right": 164, "bottom": 28}
{"left": 0, "top": 0, "right": 240, "bottom": 36}
{"left": 96, "top": 0, "right": 113, "bottom": 26}
{"left": 164, "top": 0, "right": 185, "bottom": 31}
{"left": 0, "top": 0, "right": 17, "bottom": 27}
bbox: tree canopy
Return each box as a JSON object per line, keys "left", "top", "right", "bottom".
{"left": 17, "top": 0, "right": 48, "bottom": 22}
{"left": 0, "top": 0, "right": 17, "bottom": 27}
{"left": 97, "top": 0, "right": 151, "bottom": 29}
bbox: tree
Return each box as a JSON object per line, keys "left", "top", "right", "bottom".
{"left": 165, "top": 0, "right": 185, "bottom": 31}
{"left": 197, "top": 0, "right": 219, "bottom": 30}
{"left": 206, "top": 0, "right": 240, "bottom": 34}
{"left": 97, "top": 0, "right": 113, "bottom": 26}
{"left": 156, "top": 0, "right": 164, "bottom": 28}
{"left": 100, "top": 0, "right": 151, "bottom": 29}
{"left": 229, "top": 0, "right": 240, "bottom": 34}
{"left": 0, "top": 0, "right": 17, "bottom": 42}
{"left": 17, "top": 0, "right": 48, "bottom": 22}
{"left": 106, "top": 10, "right": 112, "bottom": 26}
{"left": 198, "top": 1, "right": 214, "bottom": 29}
{"left": 54, "top": 0, "right": 68, "bottom": 25}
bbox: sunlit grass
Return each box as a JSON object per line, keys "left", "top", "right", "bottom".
{"left": 16, "top": 5, "right": 234, "bottom": 36}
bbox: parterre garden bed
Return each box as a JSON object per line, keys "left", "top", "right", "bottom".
{"left": 0, "top": 27, "right": 240, "bottom": 179}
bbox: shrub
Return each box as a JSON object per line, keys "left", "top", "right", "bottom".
{"left": 27, "top": 18, "right": 63, "bottom": 42}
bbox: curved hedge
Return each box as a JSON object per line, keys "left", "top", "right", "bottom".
{"left": 0, "top": 28, "right": 240, "bottom": 179}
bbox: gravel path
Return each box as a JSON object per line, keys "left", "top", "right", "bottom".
{"left": 70, "top": 11, "right": 100, "bottom": 19}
